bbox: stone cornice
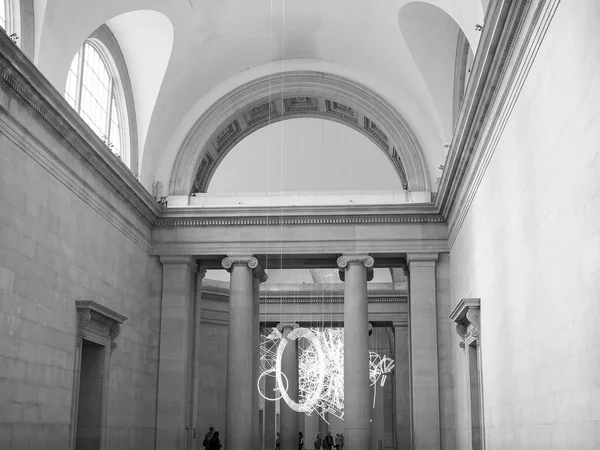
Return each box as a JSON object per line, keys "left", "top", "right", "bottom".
{"left": 0, "top": 34, "right": 161, "bottom": 225}
{"left": 435, "top": 0, "right": 562, "bottom": 247}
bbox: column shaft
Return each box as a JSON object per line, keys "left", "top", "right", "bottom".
{"left": 265, "top": 375, "right": 277, "bottom": 450}
{"left": 191, "top": 266, "right": 206, "bottom": 450}
{"left": 156, "top": 256, "right": 196, "bottom": 449}
{"left": 279, "top": 324, "right": 299, "bottom": 450}
{"left": 340, "top": 257, "right": 372, "bottom": 450}
{"left": 407, "top": 255, "right": 440, "bottom": 450}
{"left": 252, "top": 277, "right": 261, "bottom": 450}
{"left": 318, "top": 413, "right": 328, "bottom": 438}
{"left": 225, "top": 260, "right": 255, "bottom": 450}
{"left": 394, "top": 325, "right": 411, "bottom": 450}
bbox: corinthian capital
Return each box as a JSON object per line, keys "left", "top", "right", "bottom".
{"left": 221, "top": 255, "right": 259, "bottom": 271}
{"left": 337, "top": 254, "right": 375, "bottom": 282}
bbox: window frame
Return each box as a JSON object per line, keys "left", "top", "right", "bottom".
{"left": 65, "top": 25, "right": 138, "bottom": 172}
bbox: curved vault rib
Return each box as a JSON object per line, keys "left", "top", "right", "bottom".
{"left": 169, "top": 71, "right": 431, "bottom": 196}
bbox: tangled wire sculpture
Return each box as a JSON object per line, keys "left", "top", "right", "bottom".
{"left": 257, "top": 327, "right": 394, "bottom": 422}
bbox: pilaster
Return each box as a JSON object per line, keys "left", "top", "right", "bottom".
{"left": 406, "top": 253, "right": 440, "bottom": 450}
{"left": 156, "top": 255, "right": 197, "bottom": 449}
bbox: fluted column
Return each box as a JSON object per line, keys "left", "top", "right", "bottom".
{"left": 156, "top": 255, "right": 197, "bottom": 449}
{"left": 406, "top": 253, "right": 440, "bottom": 450}
{"left": 338, "top": 254, "right": 374, "bottom": 450}
{"left": 253, "top": 268, "right": 268, "bottom": 450}
{"left": 277, "top": 322, "right": 299, "bottom": 450}
{"left": 222, "top": 255, "right": 261, "bottom": 450}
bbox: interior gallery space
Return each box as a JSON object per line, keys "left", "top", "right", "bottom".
{"left": 0, "top": 0, "right": 599, "bottom": 449}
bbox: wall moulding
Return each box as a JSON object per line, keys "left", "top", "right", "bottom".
{"left": 168, "top": 71, "right": 431, "bottom": 196}
{"left": 434, "top": 0, "right": 562, "bottom": 247}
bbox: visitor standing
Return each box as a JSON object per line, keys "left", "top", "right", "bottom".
{"left": 340, "top": 433, "right": 344, "bottom": 450}
{"left": 203, "top": 427, "right": 214, "bottom": 450}
{"left": 276, "top": 432, "right": 281, "bottom": 450}
{"left": 323, "top": 431, "right": 334, "bottom": 450}
{"left": 334, "top": 434, "right": 341, "bottom": 450}
{"left": 209, "top": 431, "right": 222, "bottom": 450}
{"left": 299, "top": 432, "right": 304, "bottom": 450}
{"left": 314, "top": 432, "right": 322, "bottom": 450}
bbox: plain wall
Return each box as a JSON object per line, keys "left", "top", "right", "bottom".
{"left": 450, "top": 0, "right": 600, "bottom": 448}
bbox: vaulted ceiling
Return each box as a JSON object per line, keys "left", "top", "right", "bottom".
{"left": 33, "top": 0, "right": 484, "bottom": 194}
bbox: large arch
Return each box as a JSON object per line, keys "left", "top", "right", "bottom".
{"left": 169, "top": 71, "right": 431, "bottom": 196}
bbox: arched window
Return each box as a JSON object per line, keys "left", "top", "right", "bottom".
{"left": 0, "top": 1, "right": 6, "bottom": 31}
{"left": 65, "top": 29, "right": 136, "bottom": 168}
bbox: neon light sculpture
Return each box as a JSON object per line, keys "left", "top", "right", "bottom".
{"left": 258, "top": 326, "right": 394, "bottom": 421}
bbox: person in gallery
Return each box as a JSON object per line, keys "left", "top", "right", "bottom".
{"left": 334, "top": 433, "right": 341, "bottom": 450}
{"left": 299, "top": 431, "right": 304, "bottom": 450}
{"left": 339, "top": 433, "right": 344, "bottom": 450}
{"left": 276, "top": 432, "right": 281, "bottom": 450}
{"left": 209, "top": 431, "right": 222, "bottom": 450}
{"left": 314, "top": 432, "right": 322, "bottom": 450}
{"left": 203, "top": 427, "right": 214, "bottom": 450}
{"left": 323, "top": 431, "right": 334, "bottom": 450}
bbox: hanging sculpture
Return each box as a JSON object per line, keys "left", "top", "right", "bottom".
{"left": 257, "top": 326, "right": 395, "bottom": 422}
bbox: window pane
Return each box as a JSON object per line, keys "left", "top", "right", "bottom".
{"left": 0, "top": 0, "right": 6, "bottom": 30}
{"left": 109, "top": 95, "right": 122, "bottom": 158}
{"left": 65, "top": 50, "right": 80, "bottom": 109}
{"left": 79, "top": 43, "right": 111, "bottom": 140}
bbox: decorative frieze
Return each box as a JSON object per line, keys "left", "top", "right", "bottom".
{"left": 155, "top": 214, "right": 445, "bottom": 227}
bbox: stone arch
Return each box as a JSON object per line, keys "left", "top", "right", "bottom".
{"left": 169, "top": 71, "right": 431, "bottom": 195}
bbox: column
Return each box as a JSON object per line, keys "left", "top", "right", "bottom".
{"left": 156, "top": 255, "right": 196, "bottom": 449}
{"left": 191, "top": 265, "right": 207, "bottom": 450}
{"left": 278, "top": 323, "right": 299, "bottom": 450}
{"left": 406, "top": 253, "right": 440, "bottom": 450}
{"left": 338, "top": 254, "right": 374, "bottom": 450}
{"left": 222, "top": 255, "right": 260, "bottom": 450}
{"left": 394, "top": 322, "right": 411, "bottom": 450}
{"left": 253, "top": 268, "right": 268, "bottom": 450}
{"left": 318, "top": 412, "right": 328, "bottom": 438}
{"left": 265, "top": 374, "right": 277, "bottom": 450}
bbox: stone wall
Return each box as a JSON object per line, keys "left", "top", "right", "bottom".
{"left": 450, "top": 0, "right": 600, "bottom": 448}
{"left": 0, "top": 51, "right": 161, "bottom": 448}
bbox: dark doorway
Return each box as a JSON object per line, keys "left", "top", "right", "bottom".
{"left": 75, "top": 340, "right": 106, "bottom": 450}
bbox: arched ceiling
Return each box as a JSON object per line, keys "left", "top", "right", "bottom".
{"left": 33, "top": 0, "right": 484, "bottom": 192}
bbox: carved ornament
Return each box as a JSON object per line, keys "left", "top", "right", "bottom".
{"left": 74, "top": 301, "right": 127, "bottom": 351}
{"left": 449, "top": 298, "right": 481, "bottom": 350}
{"left": 221, "top": 255, "right": 259, "bottom": 271}
{"left": 337, "top": 254, "right": 374, "bottom": 282}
